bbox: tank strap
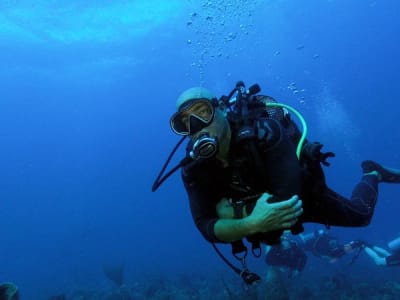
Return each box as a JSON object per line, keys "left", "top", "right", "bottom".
{"left": 230, "top": 199, "right": 246, "bottom": 218}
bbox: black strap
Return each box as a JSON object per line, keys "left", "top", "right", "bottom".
{"left": 211, "top": 243, "right": 261, "bottom": 285}
{"left": 251, "top": 241, "right": 262, "bottom": 258}
{"left": 230, "top": 199, "right": 246, "bottom": 219}
{"left": 232, "top": 240, "right": 247, "bottom": 257}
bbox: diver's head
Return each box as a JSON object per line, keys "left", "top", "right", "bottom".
{"left": 171, "top": 87, "right": 217, "bottom": 136}
{"left": 170, "top": 87, "right": 222, "bottom": 136}
{"left": 175, "top": 87, "right": 215, "bottom": 111}
{"left": 170, "top": 87, "right": 231, "bottom": 160}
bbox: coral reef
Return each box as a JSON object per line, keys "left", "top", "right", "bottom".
{"left": 42, "top": 269, "right": 400, "bottom": 300}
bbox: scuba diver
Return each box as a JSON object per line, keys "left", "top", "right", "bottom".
{"left": 265, "top": 229, "right": 363, "bottom": 278}
{"left": 299, "top": 229, "right": 365, "bottom": 263}
{"left": 152, "top": 81, "right": 400, "bottom": 284}
{"left": 265, "top": 229, "right": 363, "bottom": 276}
{"left": 364, "top": 236, "right": 400, "bottom": 266}
{"left": 263, "top": 232, "right": 307, "bottom": 299}
{"left": 265, "top": 232, "right": 307, "bottom": 278}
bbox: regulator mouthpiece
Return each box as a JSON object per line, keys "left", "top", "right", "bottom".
{"left": 190, "top": 134, "right": 218, "bottom": 160}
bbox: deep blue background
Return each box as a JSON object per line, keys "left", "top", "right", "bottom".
{"left": 0, "top": 0, "right": 399, "bottom": 298}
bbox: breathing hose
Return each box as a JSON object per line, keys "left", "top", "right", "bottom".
{"left": 265, "top": 102, "right": 308, "bottom": 160}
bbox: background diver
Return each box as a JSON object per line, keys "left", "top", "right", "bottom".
{"left": 364, "top": 236, "right": 400, "bottom": 266}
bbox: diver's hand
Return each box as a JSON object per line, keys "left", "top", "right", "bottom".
{"left": 246, "top": 193, "right": 303, "bottom": 233}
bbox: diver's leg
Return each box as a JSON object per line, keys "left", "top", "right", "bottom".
{"left": 372, "top": 246, "right": 391, "bottom": 257}
{"left": 362, "top": 160, "right": 400, "bottom": 183}
{"left": 364, "top": 247, "right": 387, "bottom": 266}
{"left": 302, "top": 160, "right": 400, "bottom": 227}
{"left": 302, "top": 174, "right": 379, "bottom": 227}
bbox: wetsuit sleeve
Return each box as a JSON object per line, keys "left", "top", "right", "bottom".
{"left": 181, "top": 169, "right": 222, "bottom": 243}
{"left": 386, "top": 252, "right": 400, "bottom": 266}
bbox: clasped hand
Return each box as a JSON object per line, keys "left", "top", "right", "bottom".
{"left": 247, "top": 193, "right": 303, "bottom": 233}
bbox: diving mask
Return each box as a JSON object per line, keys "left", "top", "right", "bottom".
{"left": 170, "top": 99, "right": 215, "bottom": 136}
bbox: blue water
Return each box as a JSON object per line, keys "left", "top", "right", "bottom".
{"left": 1, "top": 1, "right": 399, "bottom": 298}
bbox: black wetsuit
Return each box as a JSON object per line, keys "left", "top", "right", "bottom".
{"left": 266, "top": 241, "right": 307, "bottom": 273}
{"left": 182, "top": 96, "right": 378, "bottom": 244}
{"left": 303, "top": 232, "right": 346, "bottom": 259}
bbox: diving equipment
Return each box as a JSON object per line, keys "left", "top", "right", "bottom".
{"left": 170, "top": 99, "right": 215, "bottom": 136}
{"left": 153, "top": 80, "right": 310, "bottom": 192}
{"left": 190, "top": 133, "right": 218, "bottom": 160}
{"left": 221, "top": 81, "right": 307, "bottom": 160}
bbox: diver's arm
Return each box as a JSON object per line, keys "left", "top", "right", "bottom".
{"left": 214, "top": 194, "right": 303, "bottom": 243}
{"left": 214, "top": 217, "right": 258, "bottom": 242}
{"left": 184, "top": 169, "right": 302, "bottom": 243}
{"left": 213, "top": 198, "right": 258, "bottom": 242}
{"left": 184, "top": 171, "right": 258, "bottom": 243}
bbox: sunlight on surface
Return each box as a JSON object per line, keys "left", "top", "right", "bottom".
{"left": 0, "top": 1, "right": 183, "bottom": 43}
